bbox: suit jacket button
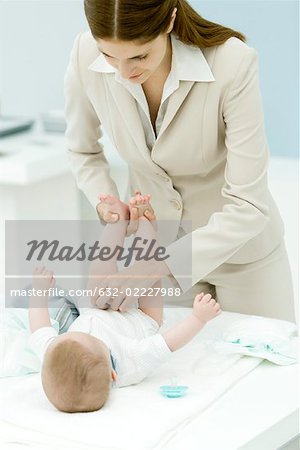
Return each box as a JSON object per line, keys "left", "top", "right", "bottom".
{"left": 170, "top": 199, "right": 182, "bottom": 210}
{"left": 159, "top": 174, "right": 169, "bottom": 182}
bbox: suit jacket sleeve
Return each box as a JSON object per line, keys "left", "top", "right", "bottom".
{"left": 64, "top": 33, "right": 119, "bottom": 211}
{"left": 165, "top": 48, "right": 271, "bottom": 292}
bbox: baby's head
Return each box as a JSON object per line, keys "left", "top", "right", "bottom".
{"left": 41, "top": 332, "right": 117, "bottom": 413}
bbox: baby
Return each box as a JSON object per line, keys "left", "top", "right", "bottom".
{"left": 28, "top": 193, "right": 222, "bottom": 413}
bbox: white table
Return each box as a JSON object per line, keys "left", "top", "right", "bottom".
{"left": 0, "top": 127, "right": 128, "bottom": 294}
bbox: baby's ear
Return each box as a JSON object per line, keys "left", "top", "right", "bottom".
{"left": 111, "top": 370, "right": 118, "bottom": 381}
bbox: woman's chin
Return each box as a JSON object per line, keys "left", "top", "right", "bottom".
{"left": 129, "top": 72, "right": 149, "bottom": 84}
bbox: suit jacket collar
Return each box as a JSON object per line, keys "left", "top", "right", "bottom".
{"left": 88, "top": 33, "right": 215, "bottom": 82}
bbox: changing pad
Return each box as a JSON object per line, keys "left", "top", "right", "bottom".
{"left": 0, "top": 309, "right": 267, "bottom": 450}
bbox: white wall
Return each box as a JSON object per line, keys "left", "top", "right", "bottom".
{"left": 0, "top": 0, "right": 88, "bottom": 117}
{"left": 0, "top": 0, "right": 299, "bottom": 157}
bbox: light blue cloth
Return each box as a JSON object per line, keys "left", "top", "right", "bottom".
{"left": 214, "top": 317, "right": 298, "bottom": 365}
{"left": 0, "top": 287, "right": 79, "bottom": 378}
{"left": 0, "top": 308, "right": 59, "bottom": 377}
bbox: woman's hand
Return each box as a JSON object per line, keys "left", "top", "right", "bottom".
{"left": 91, "top": 259, "right": 172, "bottom": 312}
{"left": 125, "top": 204, "right": 156, "bottom": 236}
{"left": 96, "top": 191, "right": 156, "bottom": 235}
{"left": 96, "top": 195, "right": 130, "bottom": 223}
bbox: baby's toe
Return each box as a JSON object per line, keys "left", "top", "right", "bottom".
{"left": 99, "top": 194, "right": 108, "bottom": 202}
{"left": 136, "top": 195, "right": 144, "bottom": 206}
{"left": 106, "top": 194, "right": 118, "bottom": 205}
{"left": 129, "top": 197, "right": 137, "bottom": 206}
{"left": 100, "top": 194, "right": 108, "bottom": 203}
{"left": 202, "top": 293, "right": 212, "bottom": 303}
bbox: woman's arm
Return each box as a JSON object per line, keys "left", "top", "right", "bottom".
{"left": 64, "top": 32, "right": 119, "bottom": 215}
{"left": 166, "top": 47, "right": 271, "bottom": 292}
{"left": 91, "top": 258, "right": 172, "bottom": 310}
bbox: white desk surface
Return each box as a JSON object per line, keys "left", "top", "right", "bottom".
{"left": 0, "top": 128, "right": 125, "bottom": 185}
{"left": 0, "top": 130, "right": 68, "bottom": 184}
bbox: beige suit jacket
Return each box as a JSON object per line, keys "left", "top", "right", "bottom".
{"left": 64, "top": 32, "right": 284, "bottom": 292}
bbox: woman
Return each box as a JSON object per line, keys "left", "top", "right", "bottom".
{"left": 64, "top": 0, "right": 295, "bottom": 322}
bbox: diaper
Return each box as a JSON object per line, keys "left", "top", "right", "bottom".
{"left": 123, "top": 309, "right": 160, "bottom": 339}
{"left": 214, "top": 316, "right": 298, "bottom": 365}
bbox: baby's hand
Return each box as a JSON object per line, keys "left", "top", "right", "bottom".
{"left": 32, "top": 266, "right": 55, "bottom": 292}
{"left": 192, "top": 292, "right": 222, "bottom": 324}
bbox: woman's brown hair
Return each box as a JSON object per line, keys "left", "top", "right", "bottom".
{"left": 84, "top": 0, "right": 246, "bottom": 48}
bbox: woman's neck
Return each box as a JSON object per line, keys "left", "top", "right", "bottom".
{"left": 143, "top": 34, "right": 172, "bottom": 86}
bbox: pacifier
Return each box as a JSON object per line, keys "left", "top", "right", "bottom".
{"left": 160, "top": 376, "right": 189, "bottom": 398}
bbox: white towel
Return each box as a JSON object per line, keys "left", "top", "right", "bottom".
{"left": 214, "top": 316, "right": 298, "bottom": 365}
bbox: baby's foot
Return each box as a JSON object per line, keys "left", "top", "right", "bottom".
{"left": 99, "top": 194, "right": 129, "bottom": 221}
{"left": 192, "top": 292, "right": 222, "bottom": 324}
{"left": 129, "top": 191, "right": 155, "bottom": 221}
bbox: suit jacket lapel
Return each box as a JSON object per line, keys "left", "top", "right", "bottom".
{"left": 107, "top": 76, "right": 195, "bottom": 148}
{"left": 105, "top": 76, "right": 153, "bottom": 160}
{"left": 156, "top": 81, "right": 195, "bottom": 144}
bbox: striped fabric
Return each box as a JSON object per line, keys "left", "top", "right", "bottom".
{"left": 24, "top": 285, "right": 80, "bottom": 334}
{"left": 50, "top": 300, "right": 79, "bottom": 334}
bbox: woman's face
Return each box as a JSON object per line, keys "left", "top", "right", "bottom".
{"left": 96, "top": 33, "right": 171, "bottom": 84}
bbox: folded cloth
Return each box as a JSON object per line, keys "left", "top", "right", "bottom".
{"left": 0, "top": 309, "right": 58, "bottom": 377}
{"left": 0, "top": 286, "right": 79, "bottom": 378}
{"left": 214, "top": 316, "right": 298, "bottom": 365}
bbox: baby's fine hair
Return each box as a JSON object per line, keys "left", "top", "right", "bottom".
{"left": 42, "top": 338, "right": 111, "bottom": 413}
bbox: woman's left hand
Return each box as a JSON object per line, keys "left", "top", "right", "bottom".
{"left": 91, "top": 259, "right": 172, "bottom": 311}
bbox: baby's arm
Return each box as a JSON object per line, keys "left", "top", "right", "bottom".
{"left": 29, "top": 267, "right": 55, "bottom": 333}
{"left": 162, "top": 293, "right": 222, "bottom": 351}
{"left": 117, "top": 295, "right": 221, "bottom": 386}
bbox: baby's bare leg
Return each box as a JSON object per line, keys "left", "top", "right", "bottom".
{"left": 88, "top": 195, "right": 128, "bottom": 285}
{"left": 129, "top": 193, "right": 163, "bottom": 326}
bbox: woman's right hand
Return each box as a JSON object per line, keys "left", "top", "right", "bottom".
{"left": 96, "top": 197, "right": 129, "bottom": 223}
